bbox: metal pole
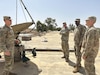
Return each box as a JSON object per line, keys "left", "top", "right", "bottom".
{"left": 16, "top": 0, "right": 18, "bottom": 25}
{"left": 20, "top": 0, "right": 35, "bottom": 24}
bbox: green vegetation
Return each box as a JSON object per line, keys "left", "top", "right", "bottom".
{"left": 68, "top": 24, "right": 75, "bottom": 31}
{"left": 36, "top": 17, "right": 61, "bottom": 32}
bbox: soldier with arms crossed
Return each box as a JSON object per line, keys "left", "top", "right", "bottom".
{"left": 60, "top": 22, "right": 69, "bottom": 62}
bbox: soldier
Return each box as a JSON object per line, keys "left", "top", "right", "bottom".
{"left": 82, "top": 16, "right": 99, "bottom": 75}
{"left": 1, "top": 16, "right": 17, "bottom": 75}
{"left": 60, "top": 22, "right": 69, "bottom": 62}
{"left": 73, "top": 18, "right": 86, "bottom": 73}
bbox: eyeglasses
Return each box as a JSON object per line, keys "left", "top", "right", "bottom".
{"left": 9, "top": 20, "right": 12, "bottom": 21}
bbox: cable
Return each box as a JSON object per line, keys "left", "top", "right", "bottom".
{"left": 19, "top": 0, "right": 27, "bottom": 22}
{"left": 20, "top": 0, "right": 35, "bottom": 24}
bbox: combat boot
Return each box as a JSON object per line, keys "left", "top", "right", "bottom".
{"left": 65, "top": 58, "right": 69, "bottom": 62}
{"left": 2, "top": 71, "right": 9, "bottom": 75}
{"left": 0, "top": 55, "right": 2, "bottom": 58}
{"left": 73, "top": 67, "right": 79, "bottom": 73}
{"left": 38, "top": 69, "right": 42, "bottom": 73}
{"left": 9, "top": 72, "right": 17, "bottom": 75}
{"left": 74, "top": 65, "right": 82, "bottom": 68}
{"left": 65, "top": 56, "right": 69, "bottom": 62}
{"left": 61, "top": 56, "right": 65, "bottom": 58}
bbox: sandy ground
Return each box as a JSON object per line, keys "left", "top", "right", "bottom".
{"left": 21, "top": 31, "right": 74, "bottom": 50}
{"left": 0, "top": 31, "right": 100, "bottom": 75}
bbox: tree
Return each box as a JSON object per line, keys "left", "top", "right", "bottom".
{"left": 36, "top": 21, "right": 47, "bottom": 32}
{"left": 45, "top": 17, "right": 57, "bottom": 31}
{"left": 36, "top": 21, "right": 42, "bottom": 32}
{"left": 68, "top": 24, "right": 75, "bottom": 31}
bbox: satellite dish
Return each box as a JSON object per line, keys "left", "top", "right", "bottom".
{"left": 12, "top": 0, "right": 35, "bottom": 39}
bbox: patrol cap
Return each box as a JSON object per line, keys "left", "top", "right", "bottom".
{"left": 86, "top": 16, "right": 96, "bottom": 23}
{"left": 3, "top": 16, "right": 11, "bottom": 20}
{"left": 75, "top": 18, "right": 80, "bottom": 22}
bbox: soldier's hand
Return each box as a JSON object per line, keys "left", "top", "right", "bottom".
{"left": 4, "top": 51, "right": 11, "bottom": 56}
{"left": 83, "top": 54, "right": 86, "bottom": 60}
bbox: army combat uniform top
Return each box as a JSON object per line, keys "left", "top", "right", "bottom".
{"left": 1, "top": 25, "right": 14, "bottom": 51}
{"left": 74, "top": 24, "right": 86, "bottom": 47}
{"left": 82, "top": 26, "right": 99, "bottom": 75}
{"left": 82, "top": 26, "right": 99, "bottom": 59}
{"left": 60, "top": 27, "right": 69, "bottom": 41}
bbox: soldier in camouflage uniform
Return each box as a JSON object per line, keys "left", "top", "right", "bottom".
{"left": 0, "top": 16, "right": 17, "bottom": 75}
{"left": 60, "top": 22, "right": 69, "bottom": 62}
{"left": 73, "top": 19, "right": 86, "bottom": 73}
{"left": 82, "top": 16, "right": 99, "bottom": 75}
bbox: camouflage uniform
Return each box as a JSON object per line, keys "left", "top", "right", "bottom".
{"left": 60, "top": 27, "right": 69, "bottom": 60}
{"left": 82, "top": 27, "right": 99, "bottom": 75}
{"left": 1, "top": 25, "right": 14, "bottom": 75}
{"left": 74, "top": 24, "right": 86, "bottom": 68}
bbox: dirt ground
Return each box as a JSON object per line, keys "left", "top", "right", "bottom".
{"left": 20, "top": 31, "right": 74, "bottom": 50}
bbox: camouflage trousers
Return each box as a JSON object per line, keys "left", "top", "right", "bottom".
{"left": 74, "top": 46, "right": 81, "bottom": 68}
{"left": 84, "top": 55, "right": 96, "bottom": 75}
{"left": 61, "top": 40, "right": 69, "bottom": 58}
{"left": 2, "top": 51, "right": 14, "bottom": 75}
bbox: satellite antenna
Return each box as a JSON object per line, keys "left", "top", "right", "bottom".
{"left": 12, "top": 0, "right": 35, "bottom": 39}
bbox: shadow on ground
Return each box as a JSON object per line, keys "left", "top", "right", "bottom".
{"left": 68, "top": 60, "right": 86, "bottom": 75}
{"left": 0, "top": 62, "right": 5, "bottom": 74}
{"left": 0, "top": 61, "right": 42, "bottom": 75}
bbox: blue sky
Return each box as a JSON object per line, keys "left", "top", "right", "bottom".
{"left": 0, "top": 0, "right": 100, "bottom": 28}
